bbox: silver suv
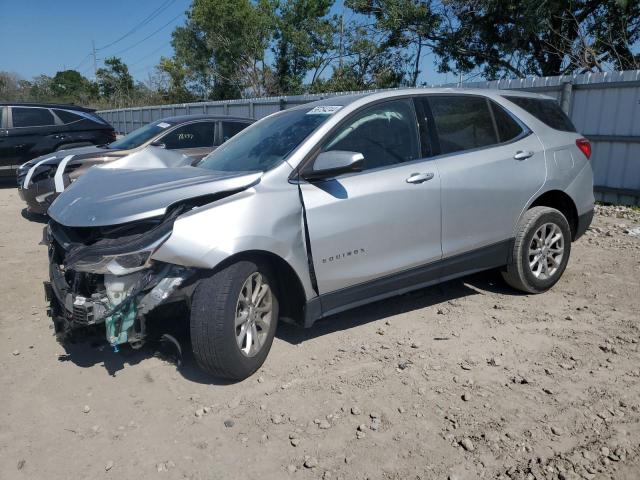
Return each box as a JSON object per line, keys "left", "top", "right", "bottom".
{"left": 44, "top": 89, "right": 594, "bottom": 380}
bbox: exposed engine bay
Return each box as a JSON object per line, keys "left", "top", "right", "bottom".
{"left": 44, "top": 209, "right": 194, "bottom": 351}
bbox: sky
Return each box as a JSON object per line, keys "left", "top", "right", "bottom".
{"left": 0, "top": 0, "right": 453, "bottom": 86}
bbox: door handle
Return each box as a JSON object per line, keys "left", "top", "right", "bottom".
{"left": 406, "top": 172, "right": 434, "bottom": 184}
{"left": 514, "top": 150, "right": 534, "bottom": 160}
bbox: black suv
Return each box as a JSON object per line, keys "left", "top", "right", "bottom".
{"left": 0, "top": 103, "right": 115, "bottom": 176}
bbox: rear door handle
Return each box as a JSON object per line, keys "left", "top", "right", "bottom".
{"left": 406, "top": 172, "right": 434, "bottom": 184}
{"left": 514, "top": 150, "right": 534, "bottom": 160}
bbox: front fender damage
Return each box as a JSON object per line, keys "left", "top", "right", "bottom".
{"left": 47, "top": 261, "right": 194, "bottom": 350}
{"left": 45, "top": 214, "right": 196, "bottom": 350}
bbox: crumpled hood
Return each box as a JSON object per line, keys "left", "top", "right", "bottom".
{"left": 48, "top": 167, "right": 262, "bottom": 227}
{"left": 100, "top": 146, "right": 193, "bottom": 170}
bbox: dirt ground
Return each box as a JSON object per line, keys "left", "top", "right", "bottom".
{"left": 1, "top": 184, "right": 639, "bottom": 480}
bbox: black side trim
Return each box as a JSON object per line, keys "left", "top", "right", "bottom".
{"left": 574, "top": 209, "right": 594, "bottom": 241}
{"left": 304, "top": 239, "right": 511, "bottom": 327}
{"left": 296, "top": 179, "right": 319, "bottom": 296}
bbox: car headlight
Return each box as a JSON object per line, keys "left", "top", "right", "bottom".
{"left": 71, "top": 233, "right": 170, "bottom": 275}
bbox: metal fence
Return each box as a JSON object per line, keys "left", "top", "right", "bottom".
{"left": 98, "top": 69, "right": 640, "bottom": 205}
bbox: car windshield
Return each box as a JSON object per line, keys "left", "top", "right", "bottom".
{"left": 108, "top": 121, "right": 173, "bottom": 150}
{"left": 197, "top": 107, "right": 336, "bottom": 172}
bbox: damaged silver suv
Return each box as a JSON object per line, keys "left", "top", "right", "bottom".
{"left": 44, "top": 89, "right": 594, "bottom": 380}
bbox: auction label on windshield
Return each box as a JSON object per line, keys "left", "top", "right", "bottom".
{"left": 307, "top": 106, "right": 342, "bottom": 115}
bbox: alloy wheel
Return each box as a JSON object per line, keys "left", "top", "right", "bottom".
{"left": 235, "top": 272, "right": 273, "bottom": 357}
{"left": 528, "top": 222, "right": 565, "bottom": 280}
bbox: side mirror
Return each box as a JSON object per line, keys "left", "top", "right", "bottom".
{"left": 302, "top": 150, "right": 364, "bottom": 181}
{"left": 150, "top": 140, "right": 166, "bottom": 149}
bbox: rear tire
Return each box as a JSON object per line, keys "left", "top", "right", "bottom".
{"left": 502, "top": 206, "right": 571, "bottom": 294}
{"left": 190, "top": 259, "right": 279, "bottom": 380}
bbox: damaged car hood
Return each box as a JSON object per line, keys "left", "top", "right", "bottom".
{"left": 23, "top": 145, "right": 120, "bottom": 168}
{"left": 48, "top": 167, "right": 262, "bottom": 227}
{"left": 100, "top": 146, "right": 193, "bottom": 170}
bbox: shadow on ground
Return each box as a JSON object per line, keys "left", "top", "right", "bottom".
{"left": 55, "top": 269, "right": 520, "bottom": 384}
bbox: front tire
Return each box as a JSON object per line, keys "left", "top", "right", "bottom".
{"left": 190, "top": 259, "right": 279, "bottom": 380}
{"left": 502, "top": 206, "right": 571, "bottom": 294}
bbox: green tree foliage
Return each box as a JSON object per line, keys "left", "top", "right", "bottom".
{"left": 346, "top": 0, "right": 441, "bottom": 86}
{"left": 3, "top": 0, "right": 639, "bottom": 106}
{"left": 170, "top": 0, "right": 275, "bottom": 99}
{"left": 433, "top": 0, "right": 640, "bottom": 79}
{"left": 51, "top": 70, "right": 98, "bottom": 103}
{"left": 273, "top": 0, "right": 336, "bottom": 94}
{"left": 156, "top": 57, "right": 197, "bottom": 103}
{"left": 96, "top": 57, "right": 135, "bottom": 104}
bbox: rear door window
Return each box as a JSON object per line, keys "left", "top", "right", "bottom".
{"left": 503, "top": 96, "right": 576, "bottom": 132}
{"left": 322, "top": 99, "right": 420, "bottom": 171}
{"left": 161, "top": 121, "right": 216, "bottom": 149}
{"left": 428, "top": 96, "right": 497, "bottom": 154}
{"left": 11, "top": 107, "right": 55, "bottom": 128}
{"left": 221, "top": 121, "right": 250, "bottom": 143}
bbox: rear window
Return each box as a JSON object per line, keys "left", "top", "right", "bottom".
{"left": 12, "top": 107, "right": 55, "bottom": 128}
{"left": 504, "top": 96, "right": 576, "bottom": 132}
{"left": 429, "top": 96, "right": 497, "bottom": 154}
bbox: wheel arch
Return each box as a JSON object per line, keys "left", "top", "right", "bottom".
{"left": 207, "top": 250, "right": 308, "bottom": 326}
{"left": 528, "top": 190, "right": 579, "bottom": 240}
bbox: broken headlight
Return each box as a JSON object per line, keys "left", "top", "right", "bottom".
{"left": 72, "top": 234, "right": 170, "bottom": 275}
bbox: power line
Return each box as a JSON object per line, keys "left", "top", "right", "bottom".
{"left": 107, "top": 12, "right": 183, "bottom": 58}
{"left": 129, "top": 41, "right": 173, "bottom": 68}
{"left": 96, "top": 0, "right": 176, "bottom": 51}
{"left": 74, "top": 53, "right": 91, "bottom": 71}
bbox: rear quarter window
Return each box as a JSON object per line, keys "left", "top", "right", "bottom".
{"left": 490, "top": 102, "right": 524, "bottom": 143}
{"left": 504, "top": 96, "right": 576, "bottom": 132}
{"left": 53, "top": 109, "right": 84, "bottom": 124}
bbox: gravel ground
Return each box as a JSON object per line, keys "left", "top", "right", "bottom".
{"left": 1, "top": 185, "right": 639, "bottom": 480}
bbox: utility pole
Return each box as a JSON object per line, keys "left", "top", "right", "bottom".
{"left": 91, "top": 40, "right": 98, "bottom": 78}
{"left": 338, "top": 12, "right": 344, "bottom": 69}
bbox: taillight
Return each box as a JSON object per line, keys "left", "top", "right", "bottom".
{"left": 576, "top": 138, "right": 591, "bottom": 159}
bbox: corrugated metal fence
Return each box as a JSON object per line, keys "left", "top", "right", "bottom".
{"left": 99, "top": 69, "right": 640, "bottom": 205}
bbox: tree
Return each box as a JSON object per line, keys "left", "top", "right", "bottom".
{"left": 50, "top": 70, "right": 98, "bottom": 103}
{"left": 171, "top": 0, "right": 276, "bottom": 100}
{"left": 433, "top": 0, "right": 640, "bottom": 79}
{"left": 156, "top": 57, "right": 197, "bottom": 103}
{"left": 312, "top": 23, "right": 408, "bottom": 92}
{"left": 347, "top": 0, "right": 441, "bottom": 86}
{"left": 272, "top": 0, "right": 337, "bottom": 94}
{"left": 96, "top": 57, "right": 134, "bottom": 104}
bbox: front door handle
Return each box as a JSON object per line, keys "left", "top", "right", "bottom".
{"left": 406, "top": 172, "right": 434, "bottom": 184}
{"left": 514, "top": 150, "right": 534, "bottom": 160}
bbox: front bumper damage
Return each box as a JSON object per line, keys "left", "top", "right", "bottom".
{"left": 44, "top": 218, "right": 194, "bottom": 351}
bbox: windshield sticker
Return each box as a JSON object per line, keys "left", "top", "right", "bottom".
{"left": 156, "top": 122, "right": 171, "bottom": 128}
{"left": 307, "top": 106, "right": 342, "bottom": 115}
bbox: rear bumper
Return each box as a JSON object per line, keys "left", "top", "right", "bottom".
{"left": 574, "top": 208, "right": 594, "bottom": 241}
